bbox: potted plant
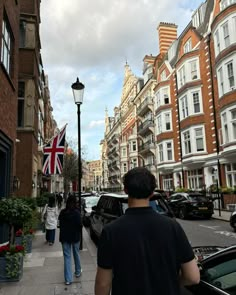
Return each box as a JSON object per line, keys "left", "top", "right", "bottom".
{"left": 0, "top": 198, "right": 33, "bottom": 243}
{"left": 0, "top": 244, "right": 25, "bottom": 282}
{"left": 14, "top": 228, "right": 34, "bottom": 254}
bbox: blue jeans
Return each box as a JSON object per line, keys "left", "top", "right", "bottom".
{"left": 46, "top": 229, "right": 55, "bottom": 243}
{"left": 62, "top": 242, "right": 81, "bottom": 283}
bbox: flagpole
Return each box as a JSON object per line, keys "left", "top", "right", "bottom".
{"left": 43, "top": 124, "right": 68, "bottom": 147}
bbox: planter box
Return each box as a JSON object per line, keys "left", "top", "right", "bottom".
{"left": 15, "top": 235, "right": 33, "bottom": 253}
{"left": 0, "top": 254, "right": 23, "bottom": 282}
{"left": 0, "top": 223, "right": 10, "bottom": 244}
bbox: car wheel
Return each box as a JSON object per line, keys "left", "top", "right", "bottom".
{"left": 231, "top": 216, "right": 236, "bottom": 232}
{"left": 179, "top": 207, "right": 187, "bottom": 219}
{"left": 205, "top": 214, "right": 212, "bottom": 219}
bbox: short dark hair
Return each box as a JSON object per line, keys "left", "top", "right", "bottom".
{"left": 123, "top": 167, "right": 156, "bottom": 199}
{"left": 66, "top": 195, "right": 77, "bottom": 210}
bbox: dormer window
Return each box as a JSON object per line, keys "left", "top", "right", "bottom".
{"left": 184, "top": 38, "right": 192, "bottom": 54}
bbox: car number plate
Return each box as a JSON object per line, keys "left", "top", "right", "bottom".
{"left": 198, "top": 207, "right": 208, "bottom": 210}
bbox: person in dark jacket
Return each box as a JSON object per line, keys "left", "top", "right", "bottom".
{"left": 59, "top": 195, "right": 82, "bottom": 285}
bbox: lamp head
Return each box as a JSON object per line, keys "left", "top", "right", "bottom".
{"left": 71, "top": 77, "right": 85, "bottom": 104}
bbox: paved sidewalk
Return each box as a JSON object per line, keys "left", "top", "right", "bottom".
{"left": 212, "top": 209, "right": 232, "bottom": 222}
{"left": 0, "top": 228, "right": 97, "bottom": 295}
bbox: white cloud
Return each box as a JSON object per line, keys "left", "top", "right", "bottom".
{"left": 40, "top": 0, "right": 203, "bottom": 160}
{"left": 88, "top": 120, "right": 104, "bottom": 129}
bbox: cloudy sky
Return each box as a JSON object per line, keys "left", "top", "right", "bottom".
{"left": 40, "top": 0, "right": 203, "bottom": 160}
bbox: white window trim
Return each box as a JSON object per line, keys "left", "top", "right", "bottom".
{"left": 156, "top": 110, "right": 172, "bottom": 135}
{"left": 177, "top": 57, "right": 200, "bottom": 89}
{"left": 181, "top": 125, "right": 206, "bottom": 156}
{"left": 213, "top": 12, "right": 236, "bottom": 57}
{"left": 216, "top": 52, "right": 236, "bottom": 97}
{"left": 221, "top": 105, "right": 236, "bottom": 145}
{"left": 179, "top": 87, "right": 203, "bottom": 121}
{"left": 157, "top": 140, "right": 174, "bottom": 163}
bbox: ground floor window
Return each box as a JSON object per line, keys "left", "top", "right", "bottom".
{"left": 225, "top": 163, "right": 236, "bottom": 187}
{"left": 162, "top": 174, "right": 173, "bottom": 190}
{"left": 0, "top": 131, "right": 12, "bottom": 198}
{"left": 187, "top": 169, "right": 204, "bottom": 190}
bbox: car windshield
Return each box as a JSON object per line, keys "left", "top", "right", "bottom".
{"left": 189, "top": 195, "right": 209, "bottom": 202}
{"left": 85, "top": 197, "right": 100, "bottom": 208}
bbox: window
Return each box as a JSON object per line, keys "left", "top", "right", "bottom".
{"left": 157, "top": 141, "right": 173, "bottom": 163}
{"left": 222, "top": 22, "right": 230, "bottom": 47}
{"left": 17, "top": 82, "right": 25, "bottom": 127}
{"left": 156, "top": 111, "right": 172, "bottom": 135}
{"left": 1, "top": 16, "right": 13, "bottom": 75}
{"left": 220, "top": 0, "right": 236, "bottom": 10}
{"left": 163, "top": 175, "right": 173, "bottom": 190}
{"left": 182, "top": 126, "right": 205, "bottom": 155}
{"left": 160, "top": 70, "right": 166, "bottom": 81}
{"left": 190, "top": 60, "right": 198, "bottom": 80}
{"left": 221, "top": 106, "right": 236, "bottom": 144}
{"left": 179, "top": 66, "right": 186, "bottom": 87}
{"left": 167, "top": 142, "right": 173, "bottom": 161}
{"left": 184, "top": 38, "right": 192, "bottom": 53}
{"left": 231, "top": 110, "right": 236, "bottom": 140}
{"left": 222, "top": 112, "right": 229, "bottom": 143}
{"left": 122, "top": 147, "right": 126, "bottom": 157}
{"left": 180, "top": 95, "right": 189, "bottom": 119}
{"left": 187, "top": 169, "right": 204, "bottom": 190}
{"left": 214, "top": 30, "right": 220, "bottom": 55}
{"left": 165, "top": 113, "right": 171, "bottom": 130}
{"left": 225, "top": 163, "right": 236, "bottom": 187}
{"left": 193, "top": 92, "right": 200, "bottom": 113}
{"left": 183, "top": 130, "right": 191, "bottom": 154}
{"left": 195, "top": 128, "right": 204, "bottom": 151}
{"left": 156, "top": 87, "right": 170, "bottom": 108}
{"left": 227, "top": 61, "right": 235, "bottom": 88}
{"left": 218, "top": 67, "right": 224, "bottom": 96}
{"left": 131, "top": 140, "right": 136, "bottom": 152}
{"left": 163, "top": 88, "right": 169, "bottom": 104}
{"left": 157, "top": 115, "right": 162, "bottom": 134}
{"left": 158, "top": 144, "right": 164, "bottom": 162}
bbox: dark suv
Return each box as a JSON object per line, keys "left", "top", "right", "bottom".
{"left": 89, "top": 192, "right": 174, "bottom": 241}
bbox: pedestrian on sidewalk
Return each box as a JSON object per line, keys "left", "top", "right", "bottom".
{"left": 58, "top": 195, "right": 82, "bottom": 285}
{"left": 42, "top": 195, "right": 58, "bottom": 245}
{"left": 95, "top": 167, "right": 200, "bottom": 295}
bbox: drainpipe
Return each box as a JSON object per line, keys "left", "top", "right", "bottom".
{"left": 174, "top": 73, "right": 185, "bottom": 188}
{"left": 207, "top": 33, "right": 223, "bottom": 208}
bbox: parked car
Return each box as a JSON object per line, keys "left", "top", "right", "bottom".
{"left": 230, "top": 210, "right": 236, "bottom": 232}
{"left": 167, "top": 192, "right": 214, "bottom": 219}
{"left": 81, "top": 196, "right": 100, "bottom": 227}
{"left": 89, "top": 192, "right": 174, "bottom": 241}
{"left": 184, "top": 245, "right": 236, "bottom": 295}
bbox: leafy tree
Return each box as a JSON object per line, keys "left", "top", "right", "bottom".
{"left": 62, "top": 149, "right": 78, "bottom": 194}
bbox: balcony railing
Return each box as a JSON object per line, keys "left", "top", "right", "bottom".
{"left": 137, "top": 119, "right": 154, "bottom": 135}
{"left": 138, "top": 140, "right": 155, "bottom": 154}
{"left": 137, "top": 97, "right": 153, "bottom": 116}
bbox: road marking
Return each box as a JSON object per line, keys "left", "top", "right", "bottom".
{"left": 214, "top": 231, "right": 236, "bottom": 239}
{"left": 199, "top": 225, "right": 220, "bottom": 230}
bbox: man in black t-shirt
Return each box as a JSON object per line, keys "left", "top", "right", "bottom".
{"left": 95, "top": 167, "right": 200, "bottom": 295}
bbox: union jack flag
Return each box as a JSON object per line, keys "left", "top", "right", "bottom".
{"left": 42, "top": 125, "right": 67, "bottom": 175}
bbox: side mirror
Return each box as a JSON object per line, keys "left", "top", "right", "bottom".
{"left": 91, "top": 205, "right": 97, "bottom": 211}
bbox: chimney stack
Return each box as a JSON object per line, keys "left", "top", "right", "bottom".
{"left": 157, "top": 22, "right": 178, "bottom": 55}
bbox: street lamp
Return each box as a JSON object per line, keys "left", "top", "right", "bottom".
{"left": 71, "top": 77, "right": 85, "bottom": 250}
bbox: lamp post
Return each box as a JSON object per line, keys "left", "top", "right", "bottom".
{"left": 71, "top": 77, "right": 85, "bottom": 250}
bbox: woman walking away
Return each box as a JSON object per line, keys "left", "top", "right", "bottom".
{"left": 42, "top": 195, "right": 58, "bottom": 245}
{"left": 59, "top": 195, "right": 82, "bottom": 285}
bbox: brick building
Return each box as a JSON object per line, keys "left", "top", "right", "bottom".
{"left": 103, "top": 0, "right": 236, "bottom": 207}
{"left": 0, "top": 0, "right": 20, "bottom": 198}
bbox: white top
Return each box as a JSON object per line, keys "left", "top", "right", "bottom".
{"left": 42, "top": 205, "right": 59, "bottom": 230}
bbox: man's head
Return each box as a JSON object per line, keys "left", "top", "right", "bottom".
{"left": 123, "top": 167, "right": 156, "bottom": 199}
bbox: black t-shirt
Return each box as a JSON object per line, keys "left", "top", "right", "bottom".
{"left": 97, "top": 207, "right": 194, "bottom": 295}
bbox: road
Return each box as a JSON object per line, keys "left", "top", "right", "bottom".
{"left": 178, "top": 217, "right": 236, "bottom": 247}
